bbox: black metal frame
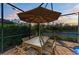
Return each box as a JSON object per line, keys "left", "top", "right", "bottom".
{"left": 78, "top": 12, "right": 79, "bottom": 43}
{"left": 7, "top": 3, "right": 24, "bottom": 12}
{"left": 1, "top": 3, "right": 4, "bottom": 53}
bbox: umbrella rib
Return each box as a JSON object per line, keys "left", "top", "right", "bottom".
{"left": 41, "top": 16, "right": 49, "bottom": 22}
{"left": 30, "top": 16, "right": 38, "bottom": 23}
{"left": 42, "top": 15, "right": 53, "bottom": 22}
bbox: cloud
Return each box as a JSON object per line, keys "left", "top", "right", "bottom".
{"left": 54, "top": 4, "right": 79, "bottom": 25}
{"left": 54, "top": 15, "right": 78, "bottom": 25}
{"left": 6, "top": 9, "right": 21, "bottom": 20}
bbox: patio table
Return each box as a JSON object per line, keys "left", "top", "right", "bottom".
{"left": 23, "top": 36, "right": 49, "bottom": 47}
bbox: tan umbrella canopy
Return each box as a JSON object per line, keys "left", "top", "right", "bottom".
{"left": 17, "top": 7, "right": 61, "bottom": 23}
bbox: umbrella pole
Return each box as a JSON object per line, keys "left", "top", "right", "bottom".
{"left": 51, "top": 22, "right": 56, "bottom": 55}
{"left": 38, "top": 23, "right": 43, "bottom": 54}
{"left": 29, "top": 23, "right": 31, "bottom": 39}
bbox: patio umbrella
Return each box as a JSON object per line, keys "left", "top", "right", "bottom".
{"left": 17, "top": 6, "right": 61, "bottom": 54}
{"left": 17, "top": 7, "right": 61, "bottom": 23}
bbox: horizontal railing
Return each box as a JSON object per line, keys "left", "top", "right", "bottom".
{"left": 0, "top": 33, "right": 27, "bottom": 39}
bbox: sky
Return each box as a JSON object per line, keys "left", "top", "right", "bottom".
{"left": 0, "top": 3, "right": 79, "bottom": 25}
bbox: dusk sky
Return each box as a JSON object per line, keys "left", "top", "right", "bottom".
{"left": 0, "top": 3, "right": 79, "bottom": 25}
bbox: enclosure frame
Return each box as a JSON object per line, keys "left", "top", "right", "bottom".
{"left": 0, "top": 3, "right": 79, "bottom": 54}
